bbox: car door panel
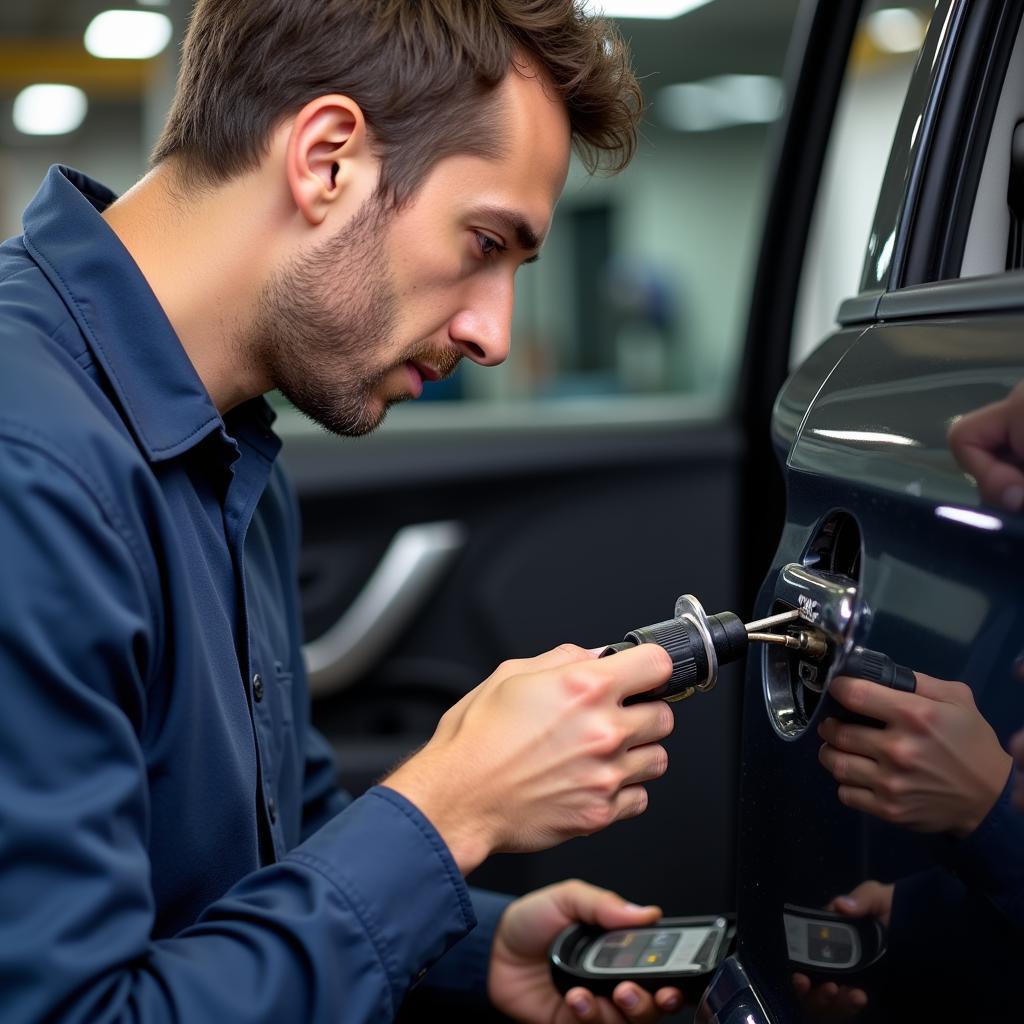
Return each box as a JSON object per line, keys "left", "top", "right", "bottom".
{"left": 283, "top": 418, "right": 746, "bottom": 910}
{"left": 735, "top": 318, "right": 1024, "bottom": 1021}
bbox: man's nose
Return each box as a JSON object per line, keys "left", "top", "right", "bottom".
{"left": 447, "top": 276, "right": 514, "bottom": 367}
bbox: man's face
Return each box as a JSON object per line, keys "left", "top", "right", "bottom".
{"left": 253, "top": 62, "right": 572, "bottom": 437}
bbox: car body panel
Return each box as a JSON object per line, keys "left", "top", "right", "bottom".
{"left": 702, "top": 0, "right": 1024, "bottom": 1017}
{"left": 728, "top": 318, "right": 1024, "bottom": 1021}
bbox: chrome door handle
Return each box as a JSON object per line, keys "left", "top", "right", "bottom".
{"left": 303, "top": 520, "right": 467, "bottom": 699}
{"left": 774, "top": 562, "right": 857, "bottom": 643}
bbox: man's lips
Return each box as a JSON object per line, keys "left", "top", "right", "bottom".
{"left": 410, "top": 360, "right": 441, "bottom": 383}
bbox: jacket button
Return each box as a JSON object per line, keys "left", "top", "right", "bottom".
{"left": 253, "top": 673, "right": 264, "bottom": 702}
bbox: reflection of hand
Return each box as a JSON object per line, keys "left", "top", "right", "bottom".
{"left": 790, "top": 881, "right": 892, "bottom": 1022}
{"left": 830, "top": 879, "right": 893, "bottom": 928}
{"left": 488, "top": 881, "right": 684, "bottom": 1023}
{"left": 1010, "top": 729, "right": 1024, "bottom": 810}
{"left": 385, "top": 643, "right": 674, "bottom": 873}
{"left": 948, "top": 380, "right": 1024, "bottom": 512}
{"left": 819, "top": 673, "right": 1011, "bottom": 837}
{"left": 791, "top": 973, "right": 867, "bottom": 1022}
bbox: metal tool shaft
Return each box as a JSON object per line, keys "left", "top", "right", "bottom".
{"left": 744, "top": 609, "right": 802, "bottom": 633}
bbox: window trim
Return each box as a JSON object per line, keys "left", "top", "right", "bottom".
{"left": 875, "top": 268, "right": 1024, "bottom": 320}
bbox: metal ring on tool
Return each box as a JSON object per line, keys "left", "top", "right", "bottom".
{"left": 673, "top": 594, "right": 718, "bottom": 692}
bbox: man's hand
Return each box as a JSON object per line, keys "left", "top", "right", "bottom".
{"left": 1010, "top": 729, "right": 1024, "bottom": 810}
{"left": 818, "top": 673, "right": 1011, "bottom": 837}
{"left": 829, "top": 878, "right": 894, "bottom": 929}
{"left": 948, "top": 380, "right": 1024, "bottom": 512}
{"left": 791, "top": 880, "right": 892, "bottom": 1022}
{"left": 384, "top": 643, "right": 674, "bottom": 872}
{"left": 488, "top": 880, "right": 684, "bottom": 1023}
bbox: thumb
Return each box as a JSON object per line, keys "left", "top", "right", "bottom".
{"left": 831, "top": 894, "right": 866, "bottom": 917}
{"left": 553, "top": 880, "right": 661, "bottom": 930}
{"left": 830, "top": 881, "right": 889, "bottom": 920}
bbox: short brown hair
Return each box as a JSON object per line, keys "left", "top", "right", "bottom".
{"left": 152, "top": 0, "right": 642, "bottom": 206}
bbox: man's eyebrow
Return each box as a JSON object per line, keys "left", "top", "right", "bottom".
{"left": 471, "top": 206, "right": 545, "bottom": 260}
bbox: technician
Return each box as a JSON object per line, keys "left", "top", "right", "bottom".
{"left": 0, "top": 2, "right": 683, "bottom": 1022}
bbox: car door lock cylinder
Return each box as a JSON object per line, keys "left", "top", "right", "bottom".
{"left": 603, "top": 600, "right": 828, "bottom": 704}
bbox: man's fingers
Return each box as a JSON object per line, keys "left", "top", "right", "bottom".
{"left": 977, "top": 459, "right": 1024, "bottom": 510}
{"left": 949, "top": 405, "right": 1024, "bottom": 510}
{"left": 551, "top": 880, "right": 661, "bottom": 933}
{"left": 817, "top": 717, "right": 888, "bottom": 759}
{"left": 1009, "top": 728, "right": 1024, "bottom": 761}
{"left": 654, "top": 987, "right": 684, "bottom": 1015}
{"left": 832, "top": 671, "right": 970, "bottom": 722}
{"left": 621, "top": 702, "right": 675, "bottom": 747}
{"left": 565, "top": 986, "right": 600, "bottom": 1021}
{"left": 565, "top": 984, "right": 673, "bottom": 1024}
{"left": 611, "top": 784, "right": 650, "bottom": 825}
{"left": 612, "top": 982, "right": 667, "bottom": 1023}
{"left": 818, "top": 744, "right": 881, "bottom": 790}
{"left": 500, "top": 643, "right": 596, "bottom": 681}
{"left": 835, "top": 784, "right": 889, "bottom": 819}
{"left": 599, "top": 643, "right": 673, "bottom": 700}
{"left": 829, "top": 673, "right": 926, "bottom": 724}
{"left": 619, "top": 743, "right": 670, "bottom": 787}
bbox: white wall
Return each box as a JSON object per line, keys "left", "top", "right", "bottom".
{"left": 791, "top": 57, "right": 917, "bottom": 367}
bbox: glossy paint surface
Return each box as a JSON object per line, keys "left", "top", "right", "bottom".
{"left": 731, "top": 317, "right": 1024, "bottom": 1021}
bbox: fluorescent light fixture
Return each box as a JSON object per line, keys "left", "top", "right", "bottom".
{"left": 84, "top": 10, "right": 173, "bottom": 60}
{"left": 935, "top": 506, "right": 1004, "bottom": 532}
{"left": 12, "top": 84, "right": 88, "bottom": 136}
{"left": 866, "top": 7, "right": 928, "bottom": 55}
{"left": 658, "top": 75, "right": 783, "bottom": 132}
{"left": 584, "top": 0, "right": 715, "bottom": 19}
{"left": 811, "top": 428, "right": 921, "bottom": 446}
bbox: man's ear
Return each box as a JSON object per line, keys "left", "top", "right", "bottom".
{"left": 285, "top": 95, "right": 371, "bottom": 226}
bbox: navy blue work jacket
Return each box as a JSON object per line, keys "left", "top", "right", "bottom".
{"left": 0, "top": 166, "right": 507, "bottom": 1022}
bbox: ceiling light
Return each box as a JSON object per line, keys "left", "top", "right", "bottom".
{"left": 84, "top": 10, "right": 173, "bottom": 60}
{"left": 12, "top": 84, "right": 88, "bottom": 136}
{"left": 865, "top": 7, "right": 928, "bottom": 54}
{"left": 584, "top": 0, "right": 716, "bottom": 19}
{"left": 658, "top": 75, "right": 784, "bottom": 132}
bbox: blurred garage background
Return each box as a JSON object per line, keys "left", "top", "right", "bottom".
{"left": 0, "top": 0, "right": 931, "bottom": 396}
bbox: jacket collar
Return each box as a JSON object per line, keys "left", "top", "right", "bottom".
{"left": 22, "top": 165, "right": 276, "bottom": 463}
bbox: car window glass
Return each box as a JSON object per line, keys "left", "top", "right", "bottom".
{"left": 961, "top": 12, "right": 1024, "bottom": 278}
{"left": 791, "top": 0, "right": 939, "bottom": 368}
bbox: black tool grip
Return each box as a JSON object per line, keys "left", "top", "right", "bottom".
{"left": 830, "top": 646, "right": 916, "bottom": 729}
{"left": 839, "top": 647, "right": 916, "bottom": 692}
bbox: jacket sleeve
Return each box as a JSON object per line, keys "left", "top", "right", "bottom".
{"left": 938, "top": 763, "right": 1024, "bottom": 929}
{"left": 0, "top": 435, "right": 475, "bottom": 1024}
{"left": 399, "top": 888, "right": 513, "bottom": 1016}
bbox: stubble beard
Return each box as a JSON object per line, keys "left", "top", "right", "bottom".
{"left": 250, "top": 197, "right": 407, "bottom": 438}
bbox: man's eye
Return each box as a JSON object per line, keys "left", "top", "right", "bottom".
{"left": 474, "top": 231, "right": 505, "bottom": 259}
